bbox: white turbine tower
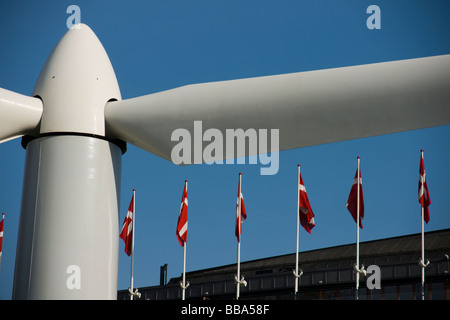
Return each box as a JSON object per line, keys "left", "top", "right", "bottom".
{"left": 0, "top": 24, "right": 449, "bottom": 299}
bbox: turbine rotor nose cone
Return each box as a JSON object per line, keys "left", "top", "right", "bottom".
{"left": 33, "top": 24, "right": 121, "bottom": 136}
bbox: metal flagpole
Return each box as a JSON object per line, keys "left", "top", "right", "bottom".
{"left": 234, "top": 173, "right": 247, "bottom": 299}
{"left": 421, "top": 205, "right": 425, "bottom": 300}
{"left": 236, "top": 239, "right": 241, "bottom": 300}
{"left": 295, "top": 165, "right": 300, "bottom": 297}
{"left": 293, "top": 165, "right": 302, "bottom": 299}
{"left": 353, "top": 156, "right": 366, "bottom": 300}
{"left": 419, "top": 149, "right": 429, "bottom": 300}
{"left": 236, "top": 173, "right": 242, "bottom": 300}
{"left": 182, "top": 241, "right": 187, "bottom": 300}
{"left": 181, "top": 180, "right": 189, "bottom": 300}
{"left": 128, "top": 189, "right": 141, "bottom": 300}
{"left": 355, "top": 157, "right": 361, "bottom": 300}
{"left": 130, "top": 189, "right": 136, "bottom": 300}
{"left": 0, "top": 213, "right": 4, "bottom": 272}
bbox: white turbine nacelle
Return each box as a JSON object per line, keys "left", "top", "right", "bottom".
{"left": 0, "top": 24, "right": 121, "bottom": 142}
{"left": 33, "top": 24, "right": 121, "bottom": 136}
{"left": 0, "top": 23, "right": 449, "bottom": 299}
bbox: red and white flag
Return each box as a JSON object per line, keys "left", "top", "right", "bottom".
{"left": 120, "top": 192, "right": 135, "bottom": 256}
{"left": 418, "top": 150, "right": 430, "bottom": 224}
{"left": 346, "top": 158, "right": 364, "bottom": 229}
{"left": 0, "top": 213, "right": 4, "bottom": 261}
{"left": 235, "top": 173, "right": 247, "bottom": 242}
{"left": 298, "top": 167, "right": 315, "bottom": 233}
{"left": 176, "top": 180, "right": 189, "bottom": 246}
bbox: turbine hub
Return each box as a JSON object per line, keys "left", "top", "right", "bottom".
{"left": 33, "top": 24, "right": 121, "bottom": 136}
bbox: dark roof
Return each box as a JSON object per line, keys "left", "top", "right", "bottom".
{"left": 169, "top": 228, "right": 450, "bottom": 283}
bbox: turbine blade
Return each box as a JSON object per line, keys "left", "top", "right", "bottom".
{"left": 105, "top": 55, "right": 450, "bottom": 164}
{"left": 0, "top": 88, "right": 43, "bottom": 143}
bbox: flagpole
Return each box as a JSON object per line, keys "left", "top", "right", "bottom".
{"left": 234, "top": 173, "right": 247, "bottom": 300}
{"left": 355, "top": 157, "right": 360, "bottom": 300}
{"left": 419, "top": 149, "right": 428, "bottom": 300}
{"left": 294, "top": 165, "right": 300, "bottom": 299}
{"left": 0, "top": 213, "right": 4, "bottom": 272}
{"left": 421, "top": 204, "right": 425, "bottom": 300}
{"left": 421, "top": 150, "right": 425, "bottom": 299}
{"left": 182, "top": 181, "right": 188, "bottom": 300}
{"left": 236, "top": 173, "right": 242, "bottom": 300}
{"left": 182, "top": 242, "right": 187, "bottom": 300}
{"left": 237, "top": 239, "right": 241, "bottom": 300}
{"left": 130, "top": 188, "right": 136, "bottom": 300}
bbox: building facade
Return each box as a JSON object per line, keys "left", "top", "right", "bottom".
{"left": 118, "top": 229, "right": 450, "bottom": 300}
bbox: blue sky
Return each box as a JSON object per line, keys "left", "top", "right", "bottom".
{"left": 0, "top": 1, "right": 449, "bottom": 299}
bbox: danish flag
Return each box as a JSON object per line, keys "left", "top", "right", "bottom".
{"left": 298, "top": 166, "right": 315, "bottom": 233}
{"left": 0, "top": 213, "right": 4, "bottom": 261}
{"left": 235, "top": 173, "right": 247, "bottom": 242}
{"left": 418, "top": 150, "right": 430, "bottom": 223}
{"left": 119, "top": 192, "right": 135, "bottom": 256}
{"left": 346, "top": 158, "right": 364, "bottom": 229}
{"left": 176, "top": 181, "right": 189, "bottom": 246}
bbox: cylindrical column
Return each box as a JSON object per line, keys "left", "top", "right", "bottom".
{"left": 12, "top": 135, "right": 122, "bottom": 299}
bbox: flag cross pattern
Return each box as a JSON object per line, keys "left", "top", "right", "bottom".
{"left": 119, "top": 194, "right": 134, "bottom": 256}
{"left": 176, "top": 181, "right": 189, "bottom": 247}
{"left": 298, "top": 171, "right": 315, "bottom": 234}
{"left": 346, "top": 161, "right": 364, "bottom": 229}
{"left": 418, "top": 150, "right": 431, "bottom": 224}
{"left": 0, "top": 213, "right": 4, "bottom": 260}
{"left": 235, "top": 173, "right": 247, "bottom": 243}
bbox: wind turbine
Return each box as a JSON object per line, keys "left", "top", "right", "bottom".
{"left": 0, "top": 24, "right": 449, "bottom": 299}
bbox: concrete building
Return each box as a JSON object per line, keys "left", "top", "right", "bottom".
{"left": 118, "top": 229, "right": 450, "bottom": 300}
